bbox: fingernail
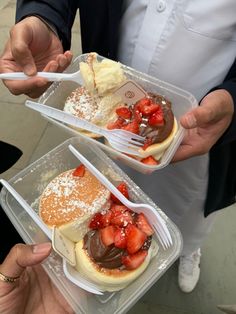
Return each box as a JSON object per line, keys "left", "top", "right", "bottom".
{"left": 32, "top": 242, "right": 51, "bottom": 254}
{"left": 59, "top": 58, "right": 67, "bottom": 67}
{"left": 185, "top": 113, "right": 197, "bottom": 128}
{"left": 24, "top": 64, "right": 36, "bottom": 76}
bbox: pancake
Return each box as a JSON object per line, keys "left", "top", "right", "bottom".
{"left": 75, "top": 237, "right": 158, "bottom": 291}
{"left": 39, "top": 168, "right": 111, "bottom": 242}
{"left": 63, "top": 86, "right": 124, "bottom": 138}
{"left": 63, "top": 86, "right": 100, "bottom": 138}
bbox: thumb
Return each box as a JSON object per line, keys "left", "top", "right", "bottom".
{"left": 180, "top": 102, "right": 218, "bottom": 129}
{"left": 0, "top": 242, "right": 51, "bottom": 279}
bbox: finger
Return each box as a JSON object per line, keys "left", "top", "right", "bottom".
{"left": 0, "top": 242, "right": 51, "bottom": 279}
{"left": 9, "top": 24, "right": 37, "bottom": 75}
{"left": 56, "top": 51, "right": 73, "bottom": 72}
{"left": 3, "top": 77, "right": 48, "bottom": 96}
{"left": 43, "top": 60, "right": 59, "bottom": 72}
{"left": 172, "top": 144, "right": 195, "bottom": 162}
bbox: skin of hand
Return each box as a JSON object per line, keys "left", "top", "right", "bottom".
{"left": 0, "top": 242, "right": 74, "bottom": 314}
{"left": 172, "top": 89, "right": 234, "bottom": 162}
{"left": 0, "top": 16, "right": 73, "bottom": 98}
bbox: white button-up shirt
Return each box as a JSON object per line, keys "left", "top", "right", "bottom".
{"left": 118, "top": 1, "right": 236, "bottom": 253}
{"left": 118, "top": 0, "right": 236, "bottom": 101}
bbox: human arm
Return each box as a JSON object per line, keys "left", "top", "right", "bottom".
{"left": 0, "top": 1, "right": 78, "bottom": 97}
{"left": 16, "top": 0, "right": 79, "bottom": 51}
{"left": 172, "top": 59, "right": 236, "bottom": 162}
{"left": 0, "top": 243, "right": 74, "bottom": 314}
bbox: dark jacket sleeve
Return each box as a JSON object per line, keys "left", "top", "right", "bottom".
{"left": 16, "top": 0, "right": 79, "bottom": 50}
{"left": 16, "top": 0, "right": 124, "bottom": 60}
{"left": 212, "top": 58, "right": 236, "bottom": 146}
{"left": 204, "top": 58, "right": 236, "bottom": 217}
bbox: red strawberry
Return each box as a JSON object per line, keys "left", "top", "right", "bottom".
{"left": 136, "top": 98, "right": 151, "bottom": 111}
{"left": 116, "top": 107, "right": 132, "bottom": 119}
{"left": 141, "top": 156, "right": 159, "bottom": 165}
{"left": 72, "top": 164, "right": 85, "bottom": 177}
{"left": 101, "top": 211, "right": 112, "bottom": 227}
{"left": 89, "top": 212, "right": 109, "bottom": 229}
{"left": 148, "top": 108, "right": 164, "bottom": 126}
{"left": 122, "top": 120, "right": 140, "bottom": 134}
{"left": 142, "top": 138, "right": 153, "bottom": 150}
{"left": 133, "top": 104, "right": 143, "bottom": 123}
{"left": 114, "top": 227, "right": 127, "bottom": 249}
{"left": 125, "top": 224, "right": 147, "bottom": 254}
{"left": 111, "top": 210, "right": 133, "bottom": 227}
{"left": 136, "top": 213, "right": 154, "bottom": 236}
{"left": 110, "top": 204, "right": 129, "bottom": 214}
{"left": 139, "top": 103, "right": 161, "bottom": 116}
{"left": 107, "top": 117, "right": 125, "bottom": 130}
{"left": 121, "top": 250, "right": 148, "bottom": 270}
{"left": 100, "top": 225, "right": 115, "bottom": 246}
{"left": 111, "top": 182, "right": 129, "bottom": 204}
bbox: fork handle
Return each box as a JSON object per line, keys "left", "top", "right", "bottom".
{"left": 25, "top": 101, "right": 107, "bottom": 137}
{"left": 0, "top": 72, "right": 72, "bottom": 82}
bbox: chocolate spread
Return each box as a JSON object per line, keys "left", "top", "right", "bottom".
{"left": 139, "top": 93, "right": 174, "bottom": 144}
{"left": 83, "top": 230, "right": 152, "bottom": 269}
{"left": 83, "top": 230, "right": 124, "bottom": 269}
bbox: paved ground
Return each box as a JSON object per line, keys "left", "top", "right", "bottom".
{"left": 0, "top": 2, "right": 236, "bottom": 314}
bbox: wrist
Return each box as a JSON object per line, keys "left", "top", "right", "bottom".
{"left": 19, "top": 15, "right": 59, "bottom": 38}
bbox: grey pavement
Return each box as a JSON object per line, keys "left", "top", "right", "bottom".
{"left": 0, "top": 2, "right": 235, "bottom": 314}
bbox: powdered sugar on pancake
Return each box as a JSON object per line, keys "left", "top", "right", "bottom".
{"left": 39, "top": 169, "right": 111, "bottom": 227}
{"left": 64, "top": 86, "right": 99, "bottom": 122}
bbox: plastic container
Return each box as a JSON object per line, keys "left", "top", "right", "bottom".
{"left": 0, "top": 137, "right": 182, "bottom": 314}
{"left": 38, "top": 53, "right": 198, "bottom": 174}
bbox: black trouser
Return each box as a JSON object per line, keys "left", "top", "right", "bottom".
{"left": 0, "top": 207, "right": 24, "bottom": 263}
{"left": 0, "top": 141, "right": 24, "bottom": 263}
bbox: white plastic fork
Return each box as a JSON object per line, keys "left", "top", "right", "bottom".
{"left": 68, "top": 145, "right": 173, "bottom": 250}
{"left": 25, "top": 100, "right": 145, "bottom": 157}
{"left": 0, "top": 179, "right": 104, "bottom": 295}
{"left": 0, "top": 70, "right": 84, "bottom": 85}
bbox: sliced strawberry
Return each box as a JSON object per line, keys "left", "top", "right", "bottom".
{"left": 100, "top": 225, "right": 115, "bottom": 246}
{"left": 141, "top": 156, "right": 159, "bottom": 165}
{"left": 102, "top": 211, "right": 112, "bottom": 227}
{"left": 107, "top": 117, "right": 125, "bottom": 130}
{"left": 139, "top": 103, "right": 161, "bottom": 116}
{"left": 114, "top": 227, "right": 127, "bottom": 249}
{"left": 142, "top": 138, "right": 153, "bottom": 150}
{"left": 111, "top": 182, "right": 129, "bottom": 204}
{"left": 148, "top": 108, "right": 164, "bottom": 126}
{"left": 73, "top": 164, "right": 85, "bottom": 177}
{"left": 116, "top": 107, "right": 132, "bottom": 119}
{"left": 122, "top": 120, "right": 140, "bottom": 134}
{"left": 121, "top": 250, "right": 148, "bottom": 270}
{"left": 136, "top": 213, "right": 154, "bottom": 236}
{"left": 125, "top": 224, "right": 147, "bottom": 254}
{"left": 110, "top": 204, "right": 129, "bottom": 214}
{"left": 136, "top": 98, "right": 151, "bottom": 111}
{"left": 89, "top": 212, "right": 109, "bottom": 229}
{"left": 111, "top": 210, "right": 133, "bottom": 227}
{"left": 133, "top": 104, "right": 143, "bottom": 123}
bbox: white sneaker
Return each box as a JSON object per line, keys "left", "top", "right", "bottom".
{"left": 178, "top": 248, "right": 201, "bottom": 293}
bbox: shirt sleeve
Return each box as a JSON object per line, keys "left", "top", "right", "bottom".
{"left": 16, "top": 0, "right": 78, "bottom": 50}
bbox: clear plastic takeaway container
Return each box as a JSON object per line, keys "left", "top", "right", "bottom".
{"left": 37, "top": 53, "right": 198, "bottom": 174}
{"left": 0, "top": 137, "right": 182, "bottom": 314}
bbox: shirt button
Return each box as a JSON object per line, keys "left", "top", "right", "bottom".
{"left": 156, "top": 0, "right": 166, "bottom": 12}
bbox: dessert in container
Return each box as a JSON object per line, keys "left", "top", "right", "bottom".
{"left": 37, "top": 53, "right": 198, "bottom": 174}
{"left": 0, "top": 136, "right": 182, "bottom": 314}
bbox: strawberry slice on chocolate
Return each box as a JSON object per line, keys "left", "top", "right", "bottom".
{"left": 121, "top": 250, "right": 148, "bottom": 270}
